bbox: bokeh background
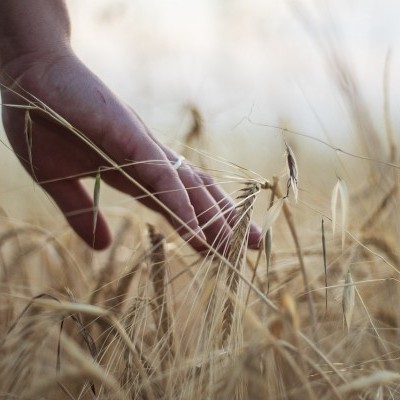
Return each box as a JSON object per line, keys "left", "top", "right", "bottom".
{"left": 67, "top": 0, "right": 400, "bottom": 142}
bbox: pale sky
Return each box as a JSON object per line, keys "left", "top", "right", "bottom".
{"left": 66, "top": 0, "right": 400, "bottom": 150}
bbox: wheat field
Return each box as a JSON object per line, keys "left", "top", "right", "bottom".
{"left": 1, "top": 4, "right": 400, "bottom": 400}
{"left": 1, "top": 94, "right": 399, "bottom": 399}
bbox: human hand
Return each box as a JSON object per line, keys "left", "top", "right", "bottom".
{"left": 1, "top": 51, "right": 261, "bottom": 252}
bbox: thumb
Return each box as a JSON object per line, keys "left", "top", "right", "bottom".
{"left": 44, "top": 180, "right": 112, "bottom": 250}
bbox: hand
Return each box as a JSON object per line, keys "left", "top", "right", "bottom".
{"left": 1, "top": 52, "right": 261, "bottom": 252}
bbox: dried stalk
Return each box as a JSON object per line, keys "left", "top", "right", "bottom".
{"left": 272, "top": 176, "right": 318, "bottom": 343}
{"left": 148, "top": 224, "right": 174, "bottom": 369}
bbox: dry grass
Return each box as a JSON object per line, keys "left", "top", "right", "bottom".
{"left": 1, "top": 23, "right": 400, "bottom": 400}
{"left": 1, "top": 121, "right": 399, "bottom": 399}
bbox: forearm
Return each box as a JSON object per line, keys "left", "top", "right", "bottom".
{"left": 0, "top": 0, "right": 72, "bottom": 76}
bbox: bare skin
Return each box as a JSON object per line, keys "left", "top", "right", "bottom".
{"left": 0, "top": 1, "right": 261, "bottom": 251}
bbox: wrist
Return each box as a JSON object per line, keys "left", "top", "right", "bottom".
{"left": 1, "top": 48, "right": 74, "bottom": 87}
{"left": 0, "top": 0, "right": 72, "bottom": 79}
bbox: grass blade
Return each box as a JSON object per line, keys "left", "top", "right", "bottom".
{"left": 331, "top": 177, "right": 349, "bottom": 249}
{"left": 260, "top": 197, "right": 284, "bottom": 239}
{"left": 265, "top": 228, "right": 272, "bottom": 294}
{"left": 321, "top": 218, "right": 328, "bottom": 313}
{"left": 284, "top": 141, "right": 299, "bottom": 202}
{"left": 93, "top": 169, "right": 101, "bottom": 237}
{"left": 24, "top": 109, "right": 37, "bottom": 181}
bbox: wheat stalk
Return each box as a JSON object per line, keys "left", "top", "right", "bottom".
{"left": 120, "top": 299, "right": 162, "bottom": 399}
{"left": 148, "top": 224, "right": 175, "bottom": 370}
{"left": 270, "top": 176, "right": 319, "bottom": 343}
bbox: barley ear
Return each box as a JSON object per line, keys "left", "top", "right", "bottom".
{"left": 222, "top": 182, "right": 259, "bottom": 344}
{"left": 284, "top": 142, "right": 299, "bottom": 202}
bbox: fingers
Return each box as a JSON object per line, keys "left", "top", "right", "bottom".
{"left": 43, "top": 180, "right": 112, "bottom": 250}
{"left": 147, "top": 145, "right": 232, "bottom": 251}
{"left": 175, "top": 164, "right": 233, "bottom": 252}
{"left": 87, "top": 103, "right": 259, "bottom": 252}
{"left": 117, "top": 112, "right": 233, "bottom": 250}
{"left": 101, "top": 170, "right": 209, "bottom": 252}
{"left": 116, "top": 132, "right": 208, "bottom": 246}
{"left": 103, "top": 166, "right": 231, "bottom": 254}
{"left": 200, "top": 173, "right": 262, "bottom": 249}
{"left": 158, "top": 138, "right": 261, "bottom": 250}
{"left": 140, "top": 135, "right": 261, "bottom": 251}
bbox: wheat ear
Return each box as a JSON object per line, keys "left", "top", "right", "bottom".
{"left": 221, "top": 182, "right": 260, "bottom": 345}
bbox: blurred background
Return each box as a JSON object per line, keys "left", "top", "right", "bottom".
{"left": 1, "top": 0, "right": 399, "bottom": 237}
{"left": 68, "top": 0, "right": 400, "bottom": 178}
{"left": 66, "top": 0, "right": 400, "bottom": 143}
